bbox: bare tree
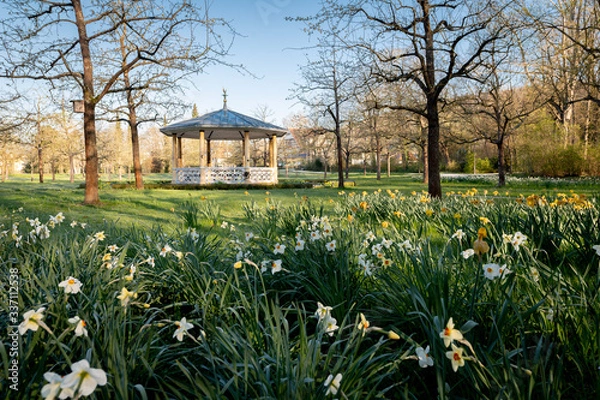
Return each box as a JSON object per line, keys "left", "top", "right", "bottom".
{"left": 291, "top": 24, "right": 358, "bottom": 189}
{"left": 311, "top": 0, "right": 508, "bottom": 197}
{"left": 98, "top": 3, "right": 236, "bottom": 190}
{"left": 0, "top": 0, "right": 234, "bottom": 203}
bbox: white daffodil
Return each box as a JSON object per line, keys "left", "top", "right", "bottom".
{"left": 452, "top": 229, "right": 465, "bottom": 241}
{"left": 325, "top": 240, "right": 336, "bottom": 252}
{"left": 310, "top": 230, "right": 321, "bottom": 242}
{"left": 440, "top": 317, "right": 464, "bottom": 348}
{"left": 41, "top": 371, "right": 74, "bottom": 400}
{"left": 483, "top": 263, "right": 500, "bottom": 280}
{"left": 270, "top": 259, "right": 282, "bottom": 274}
{"left": 59, "top": 277, "right": 83, "bottom": 294}
{"left": 68, "top": 316, "right": 88, "bottom": 337}
{"left": 61, "top": 359, "right": 107, "bottom": 397}
{"left": 294, "top": 238, "right": 305, "bottom": 251}
{"left": 173, "top": 317, "right": 194, "bottom": 341}
{"left": 159, "top": 244, "right": 172, "bottom": 257}
{"left": 273, "top": 243, "right": 286, "bottom": 255}
{"left": 446, "top": 344, "right": 466, "bottom": 372}
{"left": 461, "top": 249, "right": 475, "bottom": 259}
{"left": 324, "top": 373, "right": 342, "bottom": 396}
{"left": 324, "top": 315, "right": 339, "bottom": 336}
{"left": 18, "top": 307, "right": 46, "bottom": 335}
{"left": 315, "top": 302, "right": 332, "bottom": 321}
{"left": 416, "top": 345, "right": 434, "bottom": 368}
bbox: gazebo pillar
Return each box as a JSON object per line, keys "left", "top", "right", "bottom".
{"left": 269, "top": 135, "right": 277, "bottom": 168}
{"left": 177, "top": 137, "right": 183, "bottom": 167}
{"left": 198, "top": 130, "right": 206, "bottom": 167}
{"left": 243, "top": 130, "right": 250, "bottom": 167}
{"left": 171, "top": 135, "right": 177, "bottom": 182}
{"left": 206, "top": 140, "right": 212, "bottom": 167}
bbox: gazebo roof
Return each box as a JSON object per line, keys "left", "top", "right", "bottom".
{"left": 160, "top": 102, "right": 288, "bottom": 140}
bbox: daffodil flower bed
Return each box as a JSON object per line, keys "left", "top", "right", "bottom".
{"left": 1, "top": 190, "right": 599, "bottom": 399}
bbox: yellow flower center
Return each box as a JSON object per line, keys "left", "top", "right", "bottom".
{"left": 68, "top": 279, "right": 75, "bottom": 285}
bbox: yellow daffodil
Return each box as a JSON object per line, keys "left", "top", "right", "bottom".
{"left": 473, "top": 238, "right": 489, "bottom": 255}
{"left": 117, "top": 287, "right": 137, "bottom": 307}
{"left": 477, "top": 227, "right": 487, "bottom": 239}
{"left": 356, "top": 313, "right": 370, "bottom": 335}
{"left": 387, "top": 330, "right": 400, "bottom": 340}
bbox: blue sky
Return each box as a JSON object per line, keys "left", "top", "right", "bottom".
{"left": 187, "top": 0, "right": 323, "bottom": 125}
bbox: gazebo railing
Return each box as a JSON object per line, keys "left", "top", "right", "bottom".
{"left": 174, "top": 167, "right": 277, "bottom": 185}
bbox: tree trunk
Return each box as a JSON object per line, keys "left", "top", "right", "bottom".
{"left": 419, "top": 116, "right": 429, "bottom": 184}
{"left": 38, "top": 145, "right": 44, "bottom": 183}
{"left": 129, "top": 114, "right": 144, "bottom": 189}
{"left": 73, "top": 0, "right": 100, "bottom": 204}
{"left": 584, "top": 99, "right": 591, "bottom": 159}
{"left": 375, "top": 134, "right": 381, "bottom": 180}
{"left": 336, "top": 132, "right": 344, "bottom": 188}
{"left": 344, "top": 151, "right": 350, "bottom": 179}
{"left": 422, "top": 0, "right": 441, "bottom": 198}
{"left": 386, "top": 153, "right": 391, "bottom": 178}
{"left": 497, "top": 141, "right": 506, "bottom": 187}
{"left": 69, "top": 154, "right": 75, "bottom": 183}
{"left": 427, "top": 101, "right": 441, "bottom": 197}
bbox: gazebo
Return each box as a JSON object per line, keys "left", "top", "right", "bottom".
{"left": 160, "top": 95, "right": 288, "bottom": 185}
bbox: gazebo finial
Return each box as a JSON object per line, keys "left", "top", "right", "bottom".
{"left": 222, "top": 88, "right": 228, "bottom": 111}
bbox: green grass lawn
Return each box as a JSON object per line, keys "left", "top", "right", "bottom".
{"left": 1, "top": 171, "right": 599, "bottom": 229}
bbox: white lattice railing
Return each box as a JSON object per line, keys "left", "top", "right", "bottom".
{"left": 174, "top": 167, "right": 277, "bottom": 185}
